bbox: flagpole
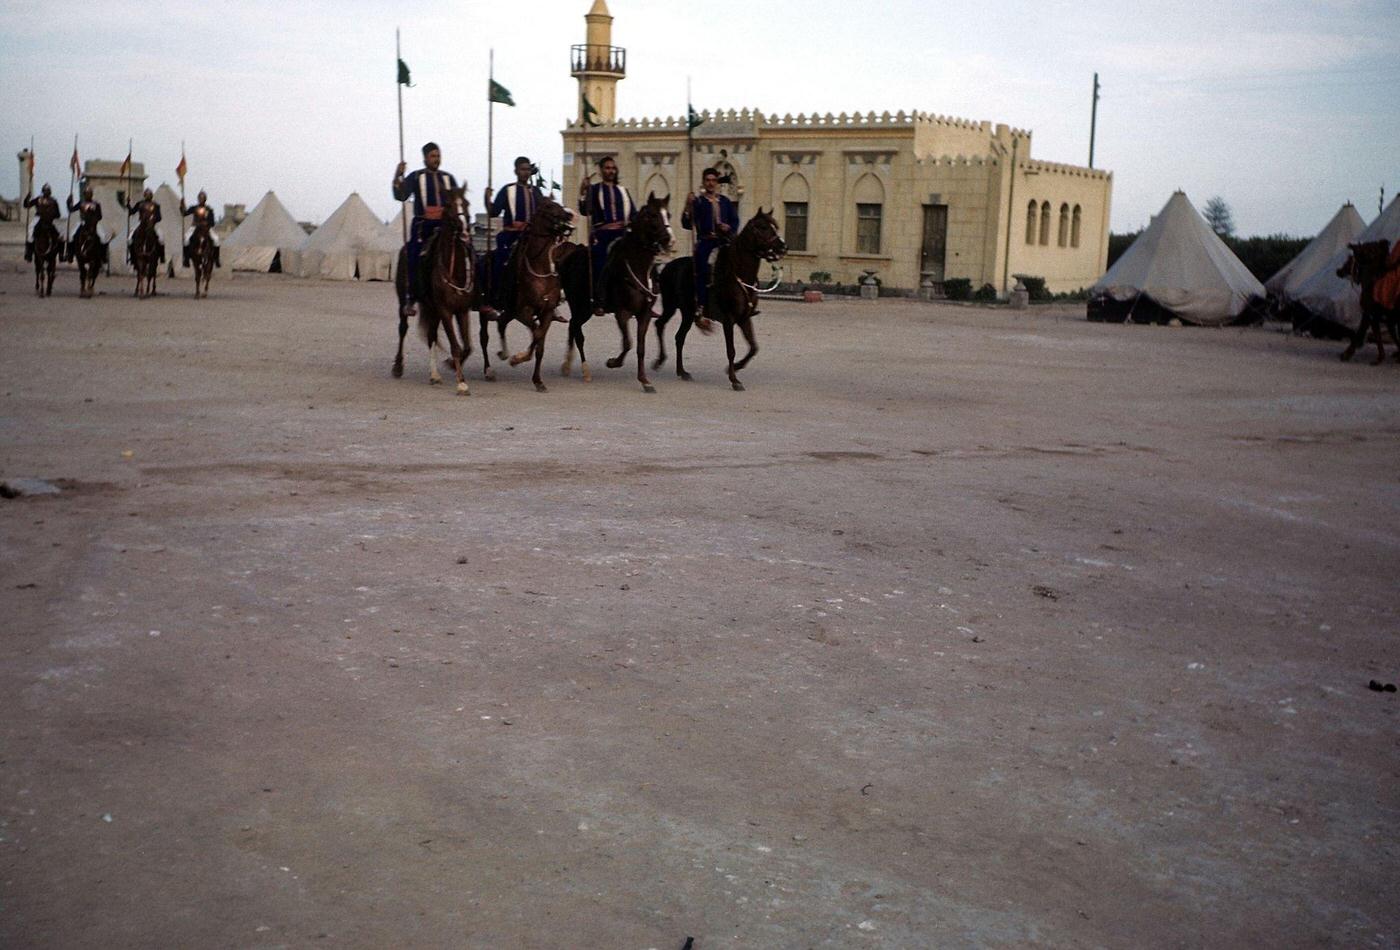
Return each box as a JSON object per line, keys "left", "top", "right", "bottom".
{"left": 24, "top": 135, "right": 33, "bottom": 241}
{"left": 581, "top": 97, "right": 592, "bottom": 308}
{"left": 124, "top": 138, "right": 133, "bottom": 253}
{"left": 686, "top": 78, "right": 695, "bottom": 254}
{"left": 66, "top": 134, "right": 77, "bottom": 248}
{"left": 396, "top": 27, "right": 407, "bottom": 242}
{"left": 179, "top": 140, "right": 186, "bottom": 205}
{"left": 486, "top": 48, "right": 495, "bottom": 278}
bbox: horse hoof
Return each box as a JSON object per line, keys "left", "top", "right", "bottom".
{"left": 392, "top": 362, "right": 404, "bottom": 379}
{"left": 642, "top": 384, "right": 657, "bottom": 394}
{"left": 582, "top": 364, "right": 592, "bottom": 383}
{"left": 605, "top": 358, "right": 623, "bottom": 369}
{"left": 677, "top": 371, "right": 693, "bottom": 382}
{"left": 535, "top": 382, "right": 549, "bottom": 393}
{"left": 509, "top": 353, "right": 530, "bottom": 367}
{"left": 497, "top": 350, "right": 509, "bottom": 360}
{"left": 731, "top": 380, "right": 746, "bottom": 391}
{"left": 651, "top": 357, "right": 666, "bottom": 370}
{"left": 560, "top": 362, "right": 572, "bottom": 377}
{"left": 484, "top": 368, "right": 496, "bottom": 381}
{"left": 457, "top": 382, "right": 470, "bottom": 396}
{"left": 430, "top": 377, "right": 443, "bottom": 386}
{"left": 1339, "top": 352, "right": 1353, "bottom": 362}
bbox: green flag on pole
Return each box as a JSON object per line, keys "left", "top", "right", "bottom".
{"left": 397, "top": 58, "right": 413, "bottom": 87}
{"left": 489, "top": 80, "right": 515, "bottom": 106}
{"left": 687, "top": 104, "right": 705, "bottom": 130}
{"left": 582, "top": 93, "right": 602, "bottom": 127}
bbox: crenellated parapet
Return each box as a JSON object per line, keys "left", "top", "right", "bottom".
{"left": 565, "top": 108, "right": 1025, "bottom": 134}
{"left": 1019, "top": 158, "right": 1112, "bottom": 181}
{"left": 914, "top": 155, "right": 1000, "bottom": 167}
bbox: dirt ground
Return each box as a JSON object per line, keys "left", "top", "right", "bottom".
{"left": 1, "top": 268, "right": 1397, "bottom": 949}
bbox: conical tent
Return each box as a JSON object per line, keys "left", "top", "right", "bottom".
{"left": 1291, "top": 196, "right": 1400, "bottom": 332}
{"left": 1265, "top": 203, "right": 1366, "bottom": 302}
{"left": 1090, "top": 191, "right": 1264, "bottom": 326}
{"left": 287, "top": 193, "right": 387, "bottom": 280}
{"left": 223, "top": 191, "right": 308, "bottom": 272}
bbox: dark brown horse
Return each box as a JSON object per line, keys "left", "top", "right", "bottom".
{"left": 572, "top": 193, "right": 675, "bottom": 392}
{"left": 129, "top": 221, "right": 162, "bottom": 299}
{"left": 188, "top": 219, "right": 217, "bottom": 299}
{"left": 1338, "top": 240, "right": 1400, "bottom": 364}
{"left": 495, "top": 199, "right": 576, "bottom": 392}
{"left": 71, "top": 225, "right": 104, "bottom": 299}
{"left": 413, "top": 188, "right": 477, "bottom": 394}
{"left": 657, "top": 209, "right": 786, "bottom": 390}
{"left": 31, "top": 219, "right": 61, "bottom": 297}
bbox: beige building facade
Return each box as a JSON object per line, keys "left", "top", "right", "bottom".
{"left": 562, "top": 1, "right": 1112, "bottom": 296}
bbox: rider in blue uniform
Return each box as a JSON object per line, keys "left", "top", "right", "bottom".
{"left": 393, "top": 142, "right": 461, "bottom": 315}
{"left": 485, "top": 156, "right": 545, "bottom": 315}
{"left": 682, "top": 167, "right": 738, "bottom": 318}
{"left": 578, "top": 155, "right": 635, "bottom": 314}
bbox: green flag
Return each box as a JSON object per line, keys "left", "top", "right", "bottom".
{"left": 687, "top": 104, "right": 704, "bottom": 130}
{"left": 581, "top": 93, "right": 602, "bottom": 128}
{"left": 489, "top": 79, "right": 515, "bottom": 106}
{"left": 551, "top": 179, "right": 562, "bottom": 191}
{"left": 397, "top": 58, "right": 413, "bottom": 87}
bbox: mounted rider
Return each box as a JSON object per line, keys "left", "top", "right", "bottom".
{"left": 67, "top": 185, "right": 109, "bottom": 265}
{"left": 123, "top": 188, "right": 166, "bottom": 263}
{"left": 579, "top": 155, "right": 636, "bottom": 315}
{"left": 180, "top": 190, "right": 221, "bottom": 268}
{"left": 682, "top": 167, "right": 739, "bottom": 319}
{"left": 485, "top": 155, "right": 546, "bottom": 316}
{"left": 23, "top": 184, "right": 61, "bottom": 262}
{"left": 393, "top": 141, "right": 462, "bottom": 316}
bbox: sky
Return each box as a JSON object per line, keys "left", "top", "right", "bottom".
{"left": 2, "top": 0, "right": 1396, "bottom": 237}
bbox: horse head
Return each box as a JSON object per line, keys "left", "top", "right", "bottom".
{"left": 739, "top": 208, "right": 787, "bottom": 262}
{"left": 1339, "top": 240, "right": 1390, "bottom": 284}
{"left": 442, "top": 187, "right": 471, "bottom": 238}
{"left": 528, "top": 198, "right": 576, "bottom": 241}
{"left": 631, "top": 192, "right": 675, "bottom": 253}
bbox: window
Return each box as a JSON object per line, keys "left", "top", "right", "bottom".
{"left": 1058, "top": 203, "right": 1070, "bottom": 247}
{"left": 1026, "top": 200, "right": 1038, "bottom": 245}
{"left": 784, "top": 202, "right": 809, "bottom": 252}
{"left": 1071, "top": 205, "right": 1083, "bottom": 248}
{"left": 857, "top": 203, "right": 882, "bottom": 254}
{"left": 1039, "top": 201, "right": 1051, "bottom": 246}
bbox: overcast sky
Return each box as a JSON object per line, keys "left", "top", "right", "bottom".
{"left": 2, "top": 0, "right": 1396, "bottom": 236}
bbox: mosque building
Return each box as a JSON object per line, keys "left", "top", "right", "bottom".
{"left": 561, "top": 0, "right": 1112, "bottom": 296}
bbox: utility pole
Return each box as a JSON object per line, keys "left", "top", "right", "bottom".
{"left": 1089, "top": 73, "right": 1100, "bottom": 169}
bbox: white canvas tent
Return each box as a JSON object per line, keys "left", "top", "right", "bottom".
{"left": 1265, "top": 203, "right": 1366, "bottom": 303}
{"left": 358, "top": 211, "right": 406, "bottom": 282}
{"left": 223, "top": 191, "right": 307, "bottom": 272}
{"left": 1090, "top": 191, "right": 1264, "bottom": 326}
{"left": 285, "top": 193, "right": 388, "bottom": 280}
{"left": 154, "top": 184, "right": 190, "bottom": 279}
{"left": 1291, "top": 195, "right": 1400, "bottom": 332}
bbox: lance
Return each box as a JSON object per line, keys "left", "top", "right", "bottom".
{"left": 65, "top": 134, "right": 77, "bottom": 248}
{"left": 124, "top": 138, "right": 133, "bottom": 253}
{"left": 486, "top": 48, "right": 496, "bottom": 291}
{"left": 23, "top": 135, "right": 33, "bottom": 241}
{"left": 396, "top": 27, "right": 407, "bottom": 242}
{"left": 582, "top": 93, "right": 593, "bottom": 309}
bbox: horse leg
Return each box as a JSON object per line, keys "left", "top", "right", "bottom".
{"left": 1342, "top": 311, "right": 1370, "bottom": 362}
{"left": 733, "top": 318, "right": 759, "bottom": 371}
{"left": 723, "top": 319, "right": 744, "bottom": 391}
{"left": 508, "top": 316, "right": 539, "bottom": 368}
{"left": 440, "top": 309, "right": 470, "bottom": 396}
{"left": 634, "top": 311, "right": 657, "bottom": 393}
{"left": 606, "top": 313, "right": 632, "bottom": 369}
{"left": 675, "top": 310, "right": 695, "bottom": 381}
{"left": 531, "top": 312, "right": 550, "bottom": 393}
{"left": 652, "top": 313, "right": 670, "bottom": 370}
{"left": 1374, "top": 315, "right": 1387, "bottom": 366}
{"left": 574, "top": 315, "right": 592, "bottom": 383}
{"left": 425, "top": 315, "right": 443, "bottom": 385}
{"left": 497, "top": 321, "right": 509, "bottom": 360}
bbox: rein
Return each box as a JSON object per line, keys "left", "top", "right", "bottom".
{"left": 439, "top": 228, "right": 474, "bottom": 295}
{"left": 523, "top": 233, "right": 565, "bottom": 280}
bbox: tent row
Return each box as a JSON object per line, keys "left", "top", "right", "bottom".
{"left": 223, "top": 192, "right": 403, "bottom": 280}
{"left": 1090, "top": 190, "right": 1399, "bottom": 332}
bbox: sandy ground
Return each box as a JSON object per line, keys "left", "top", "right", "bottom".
{"left": 0, "top": 269, "right": 1397, "bottom": 949}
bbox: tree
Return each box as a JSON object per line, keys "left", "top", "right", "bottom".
{"left": 1203, "top": 196, "right": 1235, "bottom": 238}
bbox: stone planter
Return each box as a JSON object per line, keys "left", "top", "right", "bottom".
{"left": 803, "top": 290, "right": 823, "bottom": 303}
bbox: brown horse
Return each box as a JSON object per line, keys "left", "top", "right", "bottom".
{"left": 71, "top": 225, "right": 105, "bottom": 299}
{"left": 1338, "top": 240, "right": 1400, "bottom": 364}
{"left": 414, "top": 187, "right": 477, "bottom": 395}
{"left": 497, "top": 199, "right": 576, "bottom": 392}
{"left": 129, "top": 221, "right": 162, "bottom": 299}
{"left": 577, "top": 193, "right": 675, "bottom": 393}
{"left": 657, "top": 209, "right": 786, "bottom": 390}
{"left": 31, "top": 219, "right": 61, "bottom": 297}
{"left": 188, "top": 220, "right": 217, "bottom": 299}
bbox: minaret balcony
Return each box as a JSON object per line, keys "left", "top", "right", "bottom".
{"left": 571, "top": 44, "right": 626, "bottom": 78}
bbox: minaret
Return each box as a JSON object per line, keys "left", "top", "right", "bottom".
{"left": 571, "top": 0, "right": 624, "bottom": 123}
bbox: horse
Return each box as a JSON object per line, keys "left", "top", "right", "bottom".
{"left": 562, "top": 194, "right": 675, "bottom": 392}
{"left": 490, "top": 199, "right": 576, "bottom": 392}
{"left": 129, "top": 221, "right": 162, "bottom": 299}
{"left": 30, "top": 219, "right": 61, "bottom": 297}
{"left": 71, "top": 225, "right": 105, "bottom": 299}
{"left": 1338, "top": 240, "right": 1400, "bottom": 364}
{"left": 413, "top": 187, "right": 477, "bottom": 395}
{"left": 188, "top": 220, "right": 217, "bottom": 299}
{"left": 656, "top": 209, "right": 786, "bottom": 390}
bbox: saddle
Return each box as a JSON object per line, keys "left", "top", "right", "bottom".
{"left": 1374, "top": 242, "right": 1400, "bottom": 311}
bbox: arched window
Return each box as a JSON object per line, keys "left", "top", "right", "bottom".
{"left": 1026, "top": 200, "right": 1038, "bottom": 245}
{"left": 853, "top": 174, "right": 885, "bottom": 254}
{"left": 1039, "top": 201, "right": 1051, "bottom": 246}
{"left": 1071, "top": 205, "right": 1083, "bottom": 248}
{"left": 781, "top": 173, "right": 811, "bottom": 252}
{"left": 1058, "top": 203, "right": 1070, "bottom": 247}
{"left": 643, "top": 173, "right": 670, "bottom": 201}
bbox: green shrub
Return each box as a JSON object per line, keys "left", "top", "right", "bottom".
{"left": 808, "top": 270, "right": 833, "bottom": 284}
{"left": 944, "top": 278, "right": 972, "bottom": 301}
{"left": 973, "top": 283, "right": 999, "bottom": 302}
{"left": 1014, "top": 275, "right": 1051, "bottom": 301}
